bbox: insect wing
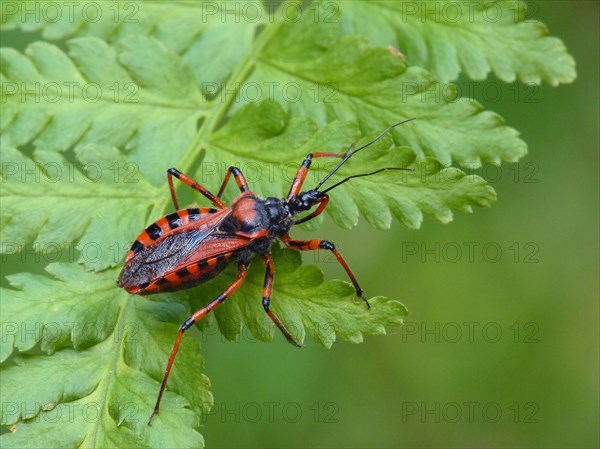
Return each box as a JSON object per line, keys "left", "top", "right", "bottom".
{"left": 118, "top": 209, "right": 232, "bottom": 289}
{"left": 168, "top": 233, "right": 251, "bottom": 269}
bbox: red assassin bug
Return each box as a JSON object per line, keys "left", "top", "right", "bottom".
{"left": 117, "top": 118, "right": 415, "bottom": 425}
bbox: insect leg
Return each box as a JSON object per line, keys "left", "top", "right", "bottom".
{"left": 217, "top": 166, "right": 250, "bottom": 198}
{"left": 167, "top": 167, "right": 225, "bottom": 210}
{"left": 261, "top": 253, "right": 302, "bottom": 347}
{"left": 287, "top": 152, "right": 348, "bottom": 200}
{"left": 148, "top": 262, "right": 248, "bottom": 426}
{"left": 280, "top": 235, "right": 369, "bottom": 308}
{"left": 294, "top": 194, "right": 329, "bottom": 225}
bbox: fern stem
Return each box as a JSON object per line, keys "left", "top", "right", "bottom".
{"left": 149, "top": 14, "right": 285, "bottom": 219}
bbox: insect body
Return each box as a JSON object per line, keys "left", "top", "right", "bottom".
{"left": 117, "top": 119, "right": 415, "bottom": 424}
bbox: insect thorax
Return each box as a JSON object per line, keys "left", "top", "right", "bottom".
{"left": 226, "top": 194, "right": 294, "bottom": 239}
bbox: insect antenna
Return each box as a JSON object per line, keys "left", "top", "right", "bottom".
{"left": 313, "top": 118, "right": 415, "bottom": 191}
{"left": 320, "top": 167, "right": 412, "bottom": 194}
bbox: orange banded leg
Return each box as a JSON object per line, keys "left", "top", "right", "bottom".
{"left": 217, "top": 166, "right": 249, "bottom": 198}
{"left": 167, "top": 167, "right": 225, "bottom": 210}
{"left": 261, "top": 253, "right": 301, "bottom": 347}
{"left": 148, "top": 263, "right": 248, "bottom": 426}
{"left": 280, "top": 235, "right": 369, "bottom": 308}
{"left": 287, "top": 152, "right": 349, "bottom": 200}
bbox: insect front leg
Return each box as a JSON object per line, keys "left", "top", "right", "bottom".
{"left": 261, "top": 253, "right": 302, "bottom": 347}
{"left": 217, "top": 166, "right": 250, "bottom": 198}
{"left": 294, "top": 194, "right": 329, "bottom": 225}
{"left": 280, "top": 235, "right": 370, "bottom": 308}
{"left": 148, "top": 262, "right": 248, "bottom": 426}
{"left": 167, "top": 168, "right": 225, "bottom": 210}
{"left": 287, "top": 151, "right": 349, "bottom": 200}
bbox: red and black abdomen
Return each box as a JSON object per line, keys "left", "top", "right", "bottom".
{"left": 122, "top": 249, "right": 236, "bottom": 295}
{"left": 122, "top": 207, "right": 217, "bottom": 264}
{"left": 117, "top": 207, "right": 250, "bottom": 295}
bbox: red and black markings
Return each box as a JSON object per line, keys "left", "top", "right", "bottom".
{"left": 231, "top": 195, "right": 259, "bottom": 223}
{"left": 287, "top": 152, "right": 346, "bottom": 199}
{"left": 217, "top": 166, "right": 250, "bottom": 197}
{"left": 125, "top": 207, "right": 218, "bottom": 262}
{"left": 260, "top": 253, "right": 300, "bottom": 347}
{"left": 117, "top": 119, "right": 415, "bottom": 425}
{"left": 148, "top": 263, "right": 249, "bottom": 416}
{"left": 280, "top": 235, "right": 367, "bottom": 306}
{"left": 133, "top": 252, "right": 234, "bottom": 294}
{"left": 168, "top": 168, "right": 224, "bottom": 210}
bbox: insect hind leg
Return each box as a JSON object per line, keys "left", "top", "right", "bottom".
{"left": 148, "top": 262, "right": 248, "bottom": 425}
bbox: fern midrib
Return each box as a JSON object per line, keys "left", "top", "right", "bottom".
{"left": 148, "top": 19, "right": 285, "bottom": 220}
{"left": 89, "top": 296, "right": 132, "bottom": 448}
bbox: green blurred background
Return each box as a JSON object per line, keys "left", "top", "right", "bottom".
{"left": 2, "top": 1, "right": 598, "bottom": 448}
{"left": 201, "top": 2, "right": 599, "bottom": 447}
